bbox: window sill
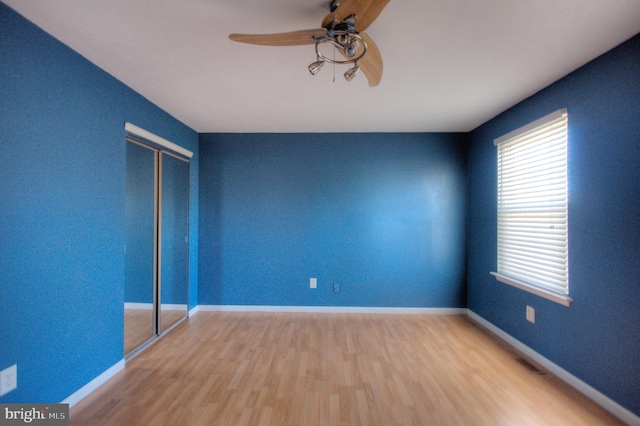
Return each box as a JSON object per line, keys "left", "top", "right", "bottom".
{"left": 490, "top": 272, "right": 573, "bottom": 307}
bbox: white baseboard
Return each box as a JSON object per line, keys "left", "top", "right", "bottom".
{"left": 467, "top": 310, "right": 640, "bottom": 426}
{"left": 196, "top": 305, "right": 467, "bottom": 315}
{"left": 188, "top": 305, "right": 199, "bottom": 317}
{"left": 160, "top": 304, "right": 188, "bottom": 311}
{"left": 61, "top": 359, "right": 125, "bottom": 408}
{"left": 124, "top": 302, "right": 152, "bottom": 310}
{"left": 125, "top": 303, "right": 187, "bottom": 311}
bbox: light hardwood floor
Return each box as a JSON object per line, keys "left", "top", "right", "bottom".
{"left": 72, "top": 312, "right": 623, "bottom": 425}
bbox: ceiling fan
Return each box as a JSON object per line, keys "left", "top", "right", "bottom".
{"left": 229, "top": 0, "right": 391, "bottom": 86}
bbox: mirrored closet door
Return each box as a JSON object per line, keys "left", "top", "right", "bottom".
{"left": 124, "top": 135, "right": 190, "bottom": 358}
{"left": 158, "top": 152, "right": 190, "bottom": 333}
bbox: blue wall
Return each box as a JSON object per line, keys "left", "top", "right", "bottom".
{"left": 199, "top": 133, "right": 468, "bottom": 307}
{"left": 0, "top": 3, "right": 198, "bottom": 403}
{"left": 467, "top": 34, "right": 640, "bottom": 416}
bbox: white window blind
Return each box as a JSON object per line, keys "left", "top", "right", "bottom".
{"left": 491, "top": 109, "right": 572, "bottom": 306}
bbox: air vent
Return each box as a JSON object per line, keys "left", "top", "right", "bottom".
{"left": 514, "top": 357, "right": 545, "bottom": 375}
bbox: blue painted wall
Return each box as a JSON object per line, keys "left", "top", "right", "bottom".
{"left": 199, "top": 133, "right": 468, "bottom": 308}
{"left": 0, "top": 3, "right": 198, "bottom": 403}
{"left": 467, "top": 34, "right": 640, "bottom": 416}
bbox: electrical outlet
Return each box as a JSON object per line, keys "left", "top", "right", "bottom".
{"left": 0, "top": 364, "right": 17, "bottom": 397}
{"left": 333, "top": 283, "right": 339, "bottom": 292}
{"left": 526, "top": 305, "right": 535, "bottom": 323}
{"left": 310, "top": 278, "right": 317, "bottom": 289}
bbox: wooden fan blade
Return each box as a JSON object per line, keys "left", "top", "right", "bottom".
{"left": 339, "top": 32, "right": 383, "bottom": 86}
{"left": 322, "top": 0, "right": 391, "bottom": 32}
{"left": 358, "top": 33, "right": 383, "bottom": 86}
{"left": 229, "top": 29, "right": 326, "bottom": 46}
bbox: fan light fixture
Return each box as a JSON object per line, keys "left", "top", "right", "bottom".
{"left": 344, "top": 65, "right": 360, "bottom": 81}
{"left": 308, "top": 28, "right": 367, "bottom": 82}
{"left": 308, "top": 60, "right": 325, "bottom": 75}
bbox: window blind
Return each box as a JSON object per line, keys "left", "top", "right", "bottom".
{"left": 494, "top": 109, "right": 569, "bottom": 296}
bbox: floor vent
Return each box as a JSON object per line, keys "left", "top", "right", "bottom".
{"left": 514, "top": 357, "right": 545, "bottom": 375}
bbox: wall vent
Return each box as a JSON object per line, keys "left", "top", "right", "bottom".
{"left": 514, "top": 357, "right": 545, "bottom": 375}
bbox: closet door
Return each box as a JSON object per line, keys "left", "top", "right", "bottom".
{"left": 124, "top": 141, "right": 157, "bottom": 355}
{"left": 158, "top": 152, "right": 189, "bottom": 332}
{"left": 124, "top": 127, "right": 191, "bottom": 358}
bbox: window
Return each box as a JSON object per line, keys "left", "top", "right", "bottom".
{"left": 491, "top": 109, "right": 572, "bottom": 306}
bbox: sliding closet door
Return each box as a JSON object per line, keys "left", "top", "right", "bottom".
{"left": 124, "top": 138, "right": 190, "bottom": 358}
{"left": 158, "top": 153, "right": 189, "bottom": 332}
{"left": 124, "top": 141, "right": 157, "bottom": 355}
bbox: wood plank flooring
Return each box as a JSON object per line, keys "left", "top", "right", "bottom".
{"left": 71, "top": 312, "right": 623, "bottom": 425}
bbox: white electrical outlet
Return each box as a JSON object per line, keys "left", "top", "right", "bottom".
{"left": 526, "top": 305, "right": 535, "bottom": 323}
{"left": 310, "top": 278, "right": 317, "bottom": 289}
{"left": 0, "top": 364, "right": 17, "bottom": 396}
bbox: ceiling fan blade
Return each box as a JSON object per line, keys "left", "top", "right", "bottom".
{"left": 358, "top": 33, "right": 383, "bottom": 86}
{"left": 339, "top": 32, "right": 383, "bottom": 86}
{"left": 322, "top": 0, "right": 391, "bottom": 32}
{"left": 229, "top": 29, "right": 326, "bottom": 46}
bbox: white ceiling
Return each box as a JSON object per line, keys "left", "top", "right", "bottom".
{"left": 5, "top": 0, "right": 640, "bottom": 133}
